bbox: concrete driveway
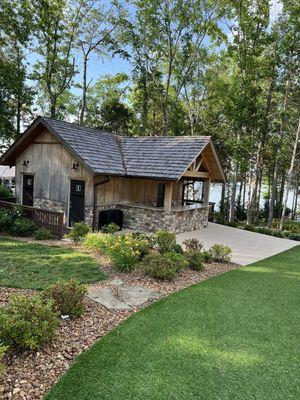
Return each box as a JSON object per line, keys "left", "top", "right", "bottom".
{"left": 176, "top": 223, "right": 298, "bottom": 265}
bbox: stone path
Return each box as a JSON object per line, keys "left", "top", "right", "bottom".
{"left": 88, "top": 279, "right": 161, "bottom": 310}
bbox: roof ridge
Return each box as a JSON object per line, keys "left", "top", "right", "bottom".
{"left": 42, "top": 116, "right": 121, "bottom": 138}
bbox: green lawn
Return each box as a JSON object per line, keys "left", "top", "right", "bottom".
{"left": 0, "top": 238, "right": 105, "bottom": 290}
{"left": 45, "top": 246, "right": 300, "bottom": 400}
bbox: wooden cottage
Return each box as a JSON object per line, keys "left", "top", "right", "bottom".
{"left": 0, "top": 117, "right": 225, "bottom": 233}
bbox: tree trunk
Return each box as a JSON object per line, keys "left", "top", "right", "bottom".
{"left": 279, "top": 119, "right": 300, "bottom": 230}
{"left": 246, "top": 170, "right": 253, "bottom": 225}
{"left": 267, "top": 79, "right": 289, "bottom": 228}
{"left": 229, "top": 162, "right": 238, "bottom": 222}
{"left": 79, "top": 55, "right": 88, "bottom": 125}
{"left": 220, "top": 182, "right": 226, "bottom": 222}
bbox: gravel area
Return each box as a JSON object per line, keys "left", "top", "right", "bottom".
{"left": 0, "top": 261, "right": 238, "bottom": 400}
{"left": 0, "top": 236, "right": 239, "bottom": 399}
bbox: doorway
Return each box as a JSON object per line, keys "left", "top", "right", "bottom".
{"left": 22, "top": 175, "right": 34, "bottom": 206}
{"left": 69, "top": 180, "right": 85, "bottom": 226}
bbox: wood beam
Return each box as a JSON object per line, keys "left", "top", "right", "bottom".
{"left": 183, "top": 171, "right": 210, "bottom": 179}
{"left": 164, "top": 181, "right": 173, "bottom": 211}
{"left": 203, "top": 178, "right": 211, "bottom": 205}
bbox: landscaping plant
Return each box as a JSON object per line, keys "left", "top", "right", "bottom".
{"left": 141, "top": 253, "right": 179, "bottom": 280}
{"left": 209, "top": 244, "right": 232, "bottom": 263}
{"left": 155, "top": 230, "right": 177, "bottom": 253}
{"left": 164, "top": 252, "right": 189, "bottom": 271}
{"left": 35, "top": 227, "right": 53, "bottom": 240}
{"left": 0, "top": 294, "right": 59, "bottom": 351}
{"left": 67, "top": 222, "right": 90, "bottom": 242}
{"left": 83, "top": 232, "right": 111, "bottom": 251}
{"left": 9, "top": 218, "right": 36, "bottom": 236}
{"left": 44, "top": 279, "right": 87, "bottom": 318}
{"left": 0, "top": 184, "right": 11, "bottom": 198}
{"left": 0, "top": 343, "right": 7, "bottom": 377}
{"left": 100, "top": 222, "right": 120, "bottom": 234}
{"left": 104, "top": 234, "right": 142, "bottom": 272}
{"left": 183, "top": 238, "right": 203, "bottom": 251}
{"left": 185, "top": 250, "right": 204, "bottom": 271}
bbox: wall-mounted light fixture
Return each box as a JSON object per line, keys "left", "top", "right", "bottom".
{"left": 22, "top": 160, "right": 29, "bottom": 166}
{"left": 72, "top": 162, "right": 79, "bottom": 170}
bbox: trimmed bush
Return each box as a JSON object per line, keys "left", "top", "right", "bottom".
{"left": 0, "top": 343, "right": 7, "bottom": 377}
{"left": 183, "top": 238, "right": 203, "bottom": 251}
{"left": 141, "top": 253, "right": 178, "bottom": 280}
{"left": 164, "top": 252, "right": 189, "bottom": 271}
{"left": 9, "top": 218, "right": 36, "bottom": 236}
{"left": 185, "top": 250, "right": 204, "bottom": 271}
{"left": 100, "top": 222, "right": 120, "bottom": 234}
{"left": 202, "top": 250, "right": 213, "bottom": 263}
{"left": 44, "top": 279, "right": 87, "bottom": 318}
{"left": 257, "top": 227, "right": 272, "bottom": 235}
{"left": 285, "top": 232, "right": 300, "bottom": 241}
{"left": 209, "top": 244, "right": 232, "bottom": 263}
{"left": 0, "top": 294, "right": 59, "bottom": 351}
{"left": 155, "top": 230, "right": 177, "bottom": 253}
{"left": 0, "top": 185, "right": 11, "bottom": 198}
{"left": 35, "top": 228, "right": 52, "bottom": 240}
{"left": 67, "top": 222, "right": 90, "bottom": 242}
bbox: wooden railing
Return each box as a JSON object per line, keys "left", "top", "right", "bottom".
{"left": 0, "top": 200, "right": 64, "bottom": 238}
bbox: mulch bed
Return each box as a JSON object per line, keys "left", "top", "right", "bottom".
{"left": 0, "top": 236, "right": 240, "bottom": 400}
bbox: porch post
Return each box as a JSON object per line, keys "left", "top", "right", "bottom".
{"left": 164, "top": 181, "right": 174, "bottom": 211}
{"left": 203, "top": 178, "right": 211, "bottom": 206}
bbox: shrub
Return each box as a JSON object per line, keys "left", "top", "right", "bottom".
{"left": 185, "top": 250, "right": 204, "bottom": 271}
{"left": 131, "top": 232, "right": 157, "bottom": 248}
{"left": 141, "top": 253, "right": 178, "bottom": 280}
{"left": 257, "top": 227, "right": 272, "bottom": 235}
{"left": 44, "top": 279, "right": 87, "bottom": 318}
{"left": 83, "top": 231, "right": 110, "bottom": 251}
{"left": 285, "top": 232, "right": 300, "bottom": 241}
{"left": 173, "top": 243, "right": 184, "bottom": 254}
{"left": 282, "top": 220, "right": 300, "bottom": 233}
{"left": 0, "top": 209, "right": 10, "bottom": 231}
{"left": 164, "top": 252, "right": 189, "bottom": 271}
{"left": 244, "top": 224, "right": 256, "bottom": 232}
{"left": 35, "top": 227, "right": 52, "bottom": 240}
{"left": 0, "top": 343, "right": 7, "bottom": 377}
{"left": 0, "top": 185, "right": 11, "bottom": 198}
{"left": 0, "top": 294, "right": 59, "bottom": 351}
{"left": 67, "top": 222, "right": 90, "bottom": 242}
{"left": 202, "top": 250, "right": 213, "bottom": 263}
{"left": 183, "top": 238, "right": 203, "bottom": 251}
{"left": 225, "top": 221, "right": 239, "bottom": 228}
{"left": 9, "top": 218, "right": 36, "bottom": 236}
{"left": 105, "top": 234, "right": 141, "bottom": 272}
{"left": 155, "top": 230, "right": 177, "bottom": 253}
{"left": 209, "top": 244, "right": 232, "bottom": 263}
{"left": 100, "top": 222, "right": 120, "bottom": 234}
{"left": 272, "top": 230, "right": 285, "bottom": 238}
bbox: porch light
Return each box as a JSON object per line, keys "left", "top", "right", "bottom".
{"left": 72, "top": 162, "right": 79, "bottom": 170}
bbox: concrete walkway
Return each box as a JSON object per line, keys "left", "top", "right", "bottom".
{"left": 176, "top": 223, "right": 298, "bottom": 265}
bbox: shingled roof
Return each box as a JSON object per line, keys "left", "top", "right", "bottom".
{"left": 0, "top": 117, "right": 224, "bottom": 181}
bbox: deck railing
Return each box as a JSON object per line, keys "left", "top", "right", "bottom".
{"left": 0, "top": 200, "right": 64, "bottom": 238}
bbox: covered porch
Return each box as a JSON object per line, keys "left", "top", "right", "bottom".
{"left": 94, "top": 147, "right": 216, "bottom": 233}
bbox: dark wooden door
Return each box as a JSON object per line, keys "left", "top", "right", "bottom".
{"left": 156, "top": 183, "right": 165, "bottom": 207}
{"left": 69, "top": 180, "right": 85, "bottom": 226}
{"left": 22, "top": 175, "right": 34, "bottom": 206}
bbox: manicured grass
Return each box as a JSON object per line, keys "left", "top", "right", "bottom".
{"left": 45, "top": 246, "right": 300, "bottom": 400}
{"left": 0, "top": 238, "right": 105, "bottom": 290}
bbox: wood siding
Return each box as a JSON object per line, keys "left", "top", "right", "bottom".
{"left": 96, "top": 176, "right": 183, "bottom": 206}
{"left": 15, "top": 129, "right": 94, "bottom": 207}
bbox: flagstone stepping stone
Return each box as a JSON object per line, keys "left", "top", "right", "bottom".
{"left": 88, "top": 287, "right": 130, "bottom": 310}
{"left": 88, "top": 282, "right": 161, "bottom": 310}
{"left": 117, "top": 285, "right": 160, "bottom": 307}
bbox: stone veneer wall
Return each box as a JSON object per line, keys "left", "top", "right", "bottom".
{"left": 118, "top": 204, "right": 208, "bottom": 233}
